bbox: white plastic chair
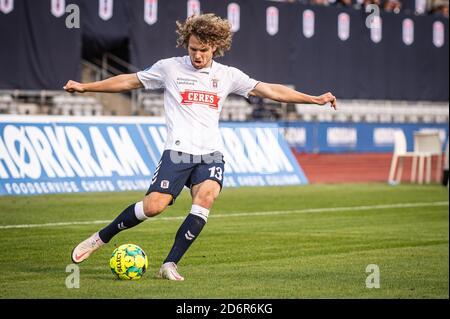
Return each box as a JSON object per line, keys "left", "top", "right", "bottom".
{"left": 412, "top": 131, "right": 442, "bottom": 184}
{"left": 388, "top": 130, "right": 418, "bottom": 184}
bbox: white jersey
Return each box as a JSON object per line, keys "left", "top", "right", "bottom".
{"left": 136, "top": 56, "right": 258, "bottom": 155}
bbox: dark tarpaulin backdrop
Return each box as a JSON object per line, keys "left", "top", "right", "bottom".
{"left": 0, "top": 0, "right": 82, "bottom": 90}
{"left": 0, "top": 0, "right": 448, "bottom": 101}
{"left": 128, "top": 0, "right": 186, "bottom": 69}
{"left": 129, "top": 1, "right": 448, "bottom": 101}
{"left": 79, "top": 0, "right": 130, "bottom": 61}
{"left": 201, "top": 0, "right": 296, "bottom": 85}
{"left": 129, "top": 0, "right": 309, "bottom": 86}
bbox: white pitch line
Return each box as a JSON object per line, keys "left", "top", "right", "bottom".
{"left": 0, "top": 201, "right": 448, "bottom": 230}
{"left": 0, "top": 220, "right": 113, "bottom": 229}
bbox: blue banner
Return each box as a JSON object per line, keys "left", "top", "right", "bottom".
{"left": 0, "top": 117, "right": 307, "bottom": 196}
{"left": 281, "top": 122, "right": 449, "bottom": 153}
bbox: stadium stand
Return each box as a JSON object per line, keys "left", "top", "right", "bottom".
{"left": 139, "top": 90, "right": 165, "bottom": 117}
{"left": 295, "top": 100, "right": 449, "bottom": 124}
{"left": 53, "top": 95, "right": 103, "bottom": 116}
{"left": 1, "top": 82, "right": 448, "bottom": 123}
{"left": 0, "top": 90, "right": 104, "bottom": 116}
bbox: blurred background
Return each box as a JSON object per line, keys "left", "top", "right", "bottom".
{"left": 0, "top": 0, "right": 448, "bottom": 186}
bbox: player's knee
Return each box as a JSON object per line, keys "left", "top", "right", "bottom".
{"left": 143, "top": 192, "right": 172, "bottom": 217}
{"left": 194, "top": 190, "right": 218, "bottom": 208}
{"left": 143, "top": 202, "right": 166, "bottom": 217}
{"left": 144, "top": 198, "right": 168, "bottom": 217}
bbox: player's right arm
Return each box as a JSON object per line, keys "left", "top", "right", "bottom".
{"left": 63, "top": 73, "right": 143, "bottom": 93}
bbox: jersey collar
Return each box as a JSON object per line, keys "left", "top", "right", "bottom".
{"left": 184, "top": 55, "right": 214, "bottom": 73}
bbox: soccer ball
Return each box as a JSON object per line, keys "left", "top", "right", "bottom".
{"left": 110, "top": 244, "right": 148, "bottom": 280}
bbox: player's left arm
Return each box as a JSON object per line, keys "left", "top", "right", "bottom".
{"left": 249, "top": 82, "right": 337, "bottom": 110}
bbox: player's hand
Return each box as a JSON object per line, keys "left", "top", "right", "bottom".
{"left": 317, "top": 92, "right": 337, "bottom": 110}
{"left": 63, "top": 80, "right": 85, "bottom": 93}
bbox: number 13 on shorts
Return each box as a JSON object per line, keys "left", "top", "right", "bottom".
{"left": 209, "top": 166, "right": 223, "bottom": 180}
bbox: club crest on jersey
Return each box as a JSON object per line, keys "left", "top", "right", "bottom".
{"left": 160, "top": 180, "right": 170, "bottom": 189}
{"left": 211, "top": 78, "right": 219, "bottom": 89}
{"left": 180, "top": 90, "right": 220, "bottom": 109}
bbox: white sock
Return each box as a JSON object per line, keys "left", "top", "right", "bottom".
{"left": 134, "top": 201, "right": 149, "bottom": 221}
{"left": 190, "top": 204, "right": 209, "bottom": 222}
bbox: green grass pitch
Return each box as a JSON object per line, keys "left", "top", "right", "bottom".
{"left": 0, "top": 184, "right": 448, "bottom": 299}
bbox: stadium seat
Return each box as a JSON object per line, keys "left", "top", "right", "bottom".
{"left": 388, "top": 130, "right": 418, "bottom": 184}
{"left": 0, "top": 94, "right": 16, "bottom": 113}
{"left": 52, "top": 94, "right": 104, "bottom": 116}
{"left": 17, "top": 103, "right": 39, "bottom": 115}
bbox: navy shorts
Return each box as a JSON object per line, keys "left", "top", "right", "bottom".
{"left": 146, "top": 150, "right": 225, "bottom": 204}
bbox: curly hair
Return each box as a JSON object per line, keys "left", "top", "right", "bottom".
{"left": 176, "top": 13, "right": 232, "bottom": 58}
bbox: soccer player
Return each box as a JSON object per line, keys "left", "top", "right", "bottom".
{"left": 65, "top": 13, "right": 337, "bottom": 281}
